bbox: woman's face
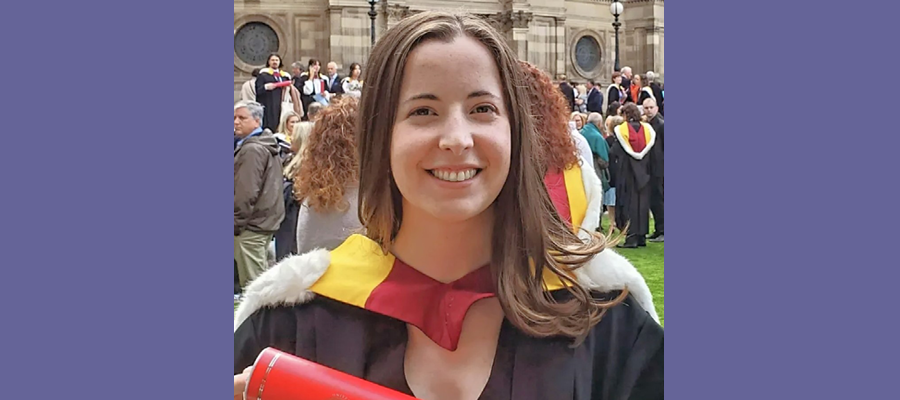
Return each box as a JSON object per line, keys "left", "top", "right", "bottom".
{"left": 268, "top": 55, "right": 281, "bottom": 69}
{"left": 634, "top": 76, "right": 642, "bottom": 87}
{"left": 614, "top": 76, "right": 622, "bottom": 85}
{"left": 574, "top": 116, "right": 584, "bottom": 130}
{"left": 352, "top": 66, "right": 361, "bottom": 79}
{"left": 286, "top": 116, "right": 299, "bottom": 134}
{"left": 310, "top": 63, "right": 320, "bottom": 75}
{"left": 390, "top": 36, "right": 511, "bottom": 224}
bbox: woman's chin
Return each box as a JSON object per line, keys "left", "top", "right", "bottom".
{"left": 417, "top": 201, "right": 493, "bottom": 225}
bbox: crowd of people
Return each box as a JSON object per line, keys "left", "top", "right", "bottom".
{"left": 234, "top": 11, "right": 663, "bottom": 399}
{"left": 560, "top": 67, "right": 666, "bottom": 248}
{"left": 233, "top": 55, "right": 664, "bottom": 298}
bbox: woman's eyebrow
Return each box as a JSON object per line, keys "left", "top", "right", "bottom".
{"left": 402, "top": 93, "right": 439, "bottom": 104}
{"left": 402, "top": 91, "right": 500, "bottom": 104}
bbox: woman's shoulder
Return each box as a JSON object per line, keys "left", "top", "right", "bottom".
{"left": 576, "top": 247, "right": 661, "bottom": 324}
{"left": 233, "top": 234, "right": 387, "bottom": 332}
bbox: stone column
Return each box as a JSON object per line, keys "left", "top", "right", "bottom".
{"left": 509, "top": 10, "right": 533, "bottom": 61}
{"left": 327, "top": 6, "right": 344, "bottom": 66}
{"left": 622, "top": 0, "right": 664, "bottom": 79}
{"left": 554, "top": 16, "right": 566, "bottom": 79}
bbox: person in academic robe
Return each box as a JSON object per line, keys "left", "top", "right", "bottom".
{"left": 609, "top": 103, "right": 659, "bottom": 248}
{"left": 633, "top": 75, "right": 656, "bottom": 109}
{"left": 254, "top": 53, "right": 292, "bottom": 132}
{"left": 607, "top": 72, "right": 627, "bottom": 116}
{"left": 295, "top": 59, "right": 329, "bottom": 121}
{"left": 234, "top": 12, "right": 662, "bottom": 400}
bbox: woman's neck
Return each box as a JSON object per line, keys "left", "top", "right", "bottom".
{"left": 391, "top": 205, "right": 493, "bottom": 284}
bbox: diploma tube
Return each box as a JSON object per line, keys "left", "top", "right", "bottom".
{"left": 244, "top": 347, "right": 421, "bottom": 400}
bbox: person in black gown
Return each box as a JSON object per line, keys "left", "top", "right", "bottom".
{"left": 234, "top": 12, "right": 662, "bottom": 400}
{"left": 609, "top": 103, "right": 660, "bottom": 248}
{"left": 254, "top": 53, "right": 291, "bottom": 132}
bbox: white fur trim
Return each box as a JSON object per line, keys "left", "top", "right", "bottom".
{"left": 613, "top": 123, "right": 657, "bottom": 160}
{"left": 233, "top": 249, "right": 331, "bottom": 332}
{"left": 572, "top": 248, "right": 661, "bottom": 324}
{"left": 641, "top": 86, "right": 656, "bottom": 102}
{"left": 234, "top": 240, "right": 660, "bottom": 331}
{"left": 574, "top": 154, "right": 659, "bottom": 324}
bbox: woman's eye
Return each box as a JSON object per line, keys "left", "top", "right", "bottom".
{"left": 473, "top": 105, "right": 496, "bottom": 114}
{"left": 411, "top": 108, "right": 433, "bottom": 116}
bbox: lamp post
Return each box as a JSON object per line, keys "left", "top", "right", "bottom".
{"left": 368, "top": 0, "right": 379, "bottom": 46}
{"left": 610, "top": 1, "right": 623, "bottom": 72}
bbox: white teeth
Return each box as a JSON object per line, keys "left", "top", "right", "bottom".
{"left": 431, "top": 168, "right": 478, "bottom": 182}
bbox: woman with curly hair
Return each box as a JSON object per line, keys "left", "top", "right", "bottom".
{"left": 519, "top": 60, "right": 602, "bottom": 235}
{"left": 291, "top": 96, "right": 364, "bottom": 254}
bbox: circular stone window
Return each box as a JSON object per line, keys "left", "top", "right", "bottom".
{"left": 575, "top": 36, "right": 601, "bottom": 72}
{"left": 234, "top": 22, "right": 280, "bottom": 66}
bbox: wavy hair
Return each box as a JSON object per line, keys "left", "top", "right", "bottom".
{"left": 293, "top": 97, "right": 360, "bottom": 213}
{"left": 518, "top": 60, "right": 579, "bottom": 173}
{"left": 357, "top": 11, "right": 626, "bottom": 345}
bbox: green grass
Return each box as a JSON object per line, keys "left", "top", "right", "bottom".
{"left": 235, "top": 218, "right": 664, "bottom": 325}
{"left": 600, "top": 217, "right": 664, "bottom": 325}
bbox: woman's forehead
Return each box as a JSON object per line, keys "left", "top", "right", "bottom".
{"left": 400, "top": 37, "right": 503, "bottom": 97}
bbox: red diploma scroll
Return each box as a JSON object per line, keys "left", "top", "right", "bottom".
{"left": 272, "top": 81, "right": 293, "bottom": 88}
{"left": 244, "top": 347, "right": 420, "bottom": 400}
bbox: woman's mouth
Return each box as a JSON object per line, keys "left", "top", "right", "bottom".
{"left": 428, "top": 168, "right": 481, "bottom": 182}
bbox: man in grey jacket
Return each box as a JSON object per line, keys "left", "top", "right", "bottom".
{"left": 234, "top": 100, "right": 285, "bottom": 289}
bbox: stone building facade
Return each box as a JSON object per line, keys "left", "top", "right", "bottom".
{"left": 234, "top": 0, "right": 663, "bottom": 102}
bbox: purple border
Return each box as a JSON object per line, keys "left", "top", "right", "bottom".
{"left": 3, "top": 0, "right": 894, "bottom": 399}
{"left": 1, "top": 0, "right": 233, "bottom": 398}
{"left": 667, "top": 1, "right": 898, "bottom": 399}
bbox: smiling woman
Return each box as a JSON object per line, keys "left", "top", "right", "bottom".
{"left": 234, "top": 11, "right": 663, "bottom": 400}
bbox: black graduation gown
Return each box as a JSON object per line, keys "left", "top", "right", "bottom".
{"left": 606, "top": 86, "right": 625, "bottom": 113}
{"left": 234, "top": 233, "right": 663, "bottom": 399}
{"left": 610, "top": 122, "right": 659, "bottom": 242}
{"left": 234, "top": 291, "right": 663, "bottom": 400}
{"left": 255, "top": 69, "right": 290, "bottom": 132}
{"left": 294, "top": 73, "right": 313, "bottom": 120}
{"left": 637, "top": 88, "right": 653, "bottom": 107}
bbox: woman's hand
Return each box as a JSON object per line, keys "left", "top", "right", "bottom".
{"left": 234, "top": 366, "right": 253, "bottom": 400}
{"left": 264, "top": 83, "right": 276, "bottom": 91}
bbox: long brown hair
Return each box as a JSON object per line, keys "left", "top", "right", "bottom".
{"left": 293, "top": 97, "right": 360, "bottom": 213}
{"left": 356, "top": 11, "right": 625, "bottom": 344}
{"left": 518, "top": 60, "right": 579, "bottom": 173}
